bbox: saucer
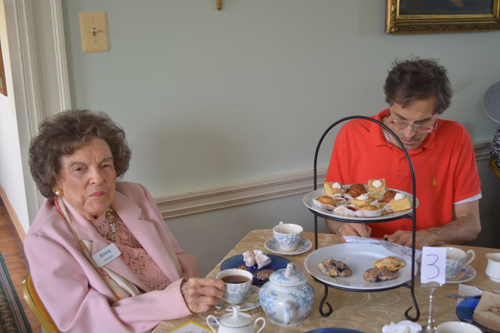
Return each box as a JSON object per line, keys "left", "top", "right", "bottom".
{"left": 216, "top": 285, "right": 260, "bottom": 312}
{"left": 447, "top": 265, "right": 477, "bottom": 284}
{"left": 264, "top": 237, "right": 312, "bottom": 255}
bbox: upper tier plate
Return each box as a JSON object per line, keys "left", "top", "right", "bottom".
{"left": 303, "top": 186, "right": 419, "bottom": 221}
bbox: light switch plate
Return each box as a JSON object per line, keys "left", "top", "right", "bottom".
{"left": 79, "top": 12, "right": 109, "bottom": 53}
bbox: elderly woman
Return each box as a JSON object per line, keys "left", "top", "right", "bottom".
{"left": 25, "top": 110, "right": 224, "bottom": 333}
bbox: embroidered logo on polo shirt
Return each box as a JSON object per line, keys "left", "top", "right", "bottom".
{"left": 432, "top": 178, "right": 437, "bottom": 186}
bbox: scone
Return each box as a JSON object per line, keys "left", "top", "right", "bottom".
{"left": 390, "top": 193, "right": 412, "bottom": 212}
{"left": 324, "top": 182, "right": 344, "bottom": 196}
{"left": 368, "top": 179, "right": 386, "bottom": 193}
{"left": 363, "top": 267, "right": 398, "bottom": 282}
{"left": 317, "top": 259, "right": 352, "bottom": 277}
{"left": 373, "top": 256, "right": 406, "bottom": 272}
{"left": 347, "top": 183, "right": 367, "bottom": 197}
{"left": 351, "top": 194, "right": 373, "bottom": 207}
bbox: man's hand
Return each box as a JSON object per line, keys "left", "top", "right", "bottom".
{"left": 181, "top": 277, "right": 225, "bottom": 313}
{"left": 383, "top": 229, "right": 440, "bottom": 249}
{"left": 335, "top": 222, "right": 372, "bottom": 242}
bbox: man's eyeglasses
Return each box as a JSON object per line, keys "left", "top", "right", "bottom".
{"left": 387, "top": 110, "right": 438, "bottom": 133}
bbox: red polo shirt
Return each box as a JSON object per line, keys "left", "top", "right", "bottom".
{"left": 325, "top": 109, "right": 481, "bottom": 238}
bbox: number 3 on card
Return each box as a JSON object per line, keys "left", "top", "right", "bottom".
{"left": 420, "top": 246, "right": 446, "bottom": 284}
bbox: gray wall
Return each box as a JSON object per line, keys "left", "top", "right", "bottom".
{"left": 61, "top": 0, "right": 500, "bottom": 275}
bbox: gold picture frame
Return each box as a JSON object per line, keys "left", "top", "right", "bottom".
{"left": 386, "top": 0, "right": 500, "bottom": 34}
{"left": 0, "top": 41, "right": 6, "bottom": 96}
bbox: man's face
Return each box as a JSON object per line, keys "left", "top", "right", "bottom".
{"left": 385, "top": 96, "right": 438, "bottom": 151}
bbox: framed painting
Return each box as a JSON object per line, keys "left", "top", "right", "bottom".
{"left": 0, "top": 41, "right": 6, "bottom": 96}
{"left": 386, "top": 0, "right": 500, "bottom": 34}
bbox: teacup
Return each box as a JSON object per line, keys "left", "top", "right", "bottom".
{"left": 272, "top": 221, "right": 303, "bottom": 251}
{"left": 445, "top": 247, "right": 475, "bottom": 279}
{"left": 485, "top": 253, "right": 500, "bottom": 282}
{"left": 216, "top": 269, "right": 253, "bottom": 304}
{"left": 436, "top": 321, "right": 482, "bottom": 333}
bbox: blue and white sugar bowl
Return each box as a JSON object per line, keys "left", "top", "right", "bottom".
{"left": 259, "top": 262, "right": 315, "bottom": 326}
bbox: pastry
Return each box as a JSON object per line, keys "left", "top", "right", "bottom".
{"left": 331, "top": 193, "right": 353, "bottom": 206}
{"left": 363, "top": 267, "right": 398, "bottom": 282}
{"left": 324, "top": 182, "right": 344, "bottom": 196}
{"left": 368, "top": 179, "right": 386, "bottom": 193}
{"left": 473, "top": 291, "right": 500, "bottom": 332}
{"left": 373, "top": 256, "right": 406, "bottom": 272}
{"left": 367, "top": 191, "right": 384, "bottom": 201}
{"left": 253, "top": 269, "right": 274, "bottom": 284}
{"left": 333, "top": 205, "right": 358, "bottom": 217}
{"left": 317, "top": 259, "right": 352, "bottom": 277}
{"left": 316, "top": 195, "right": 337, "bottom": 206}
{"left": 351, "top": 194, "right": 373, "bottom": 207}
{"left": 237, "top": 265, "right": 248, "bottom": 270}
{"left": 346, "top": 183, "right": 367, "bottom": 197}
{"left": 390, "top": 193, "right": 412, "bottom": 212}
{"left": 383, "top": 190, "right": 398, "bottom": 203}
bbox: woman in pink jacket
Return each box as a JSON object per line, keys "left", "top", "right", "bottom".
{"left": 25, "top": 110, "right": 224, "bottom": 333}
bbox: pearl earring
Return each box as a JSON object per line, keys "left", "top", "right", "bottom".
{"left": 53, "top": 188, "right": 63, "bottom": 197}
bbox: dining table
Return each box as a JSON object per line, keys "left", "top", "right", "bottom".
{"left": 152, "top": 229, "right": 500, "bottom": 333}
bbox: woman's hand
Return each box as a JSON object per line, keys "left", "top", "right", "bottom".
{"left": 181, "top": 277, "right": 225, "bottom": 313}
{"left": 383, "top": 230, "right": 439, "bottom": 249}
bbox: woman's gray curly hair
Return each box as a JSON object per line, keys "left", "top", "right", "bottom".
{"left": 29, "top": 110, "right": 132, "bottom": 200}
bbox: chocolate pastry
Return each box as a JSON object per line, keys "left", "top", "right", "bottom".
{"left": 317, "top": 259, "right": 352, "bottom": 277}
{"left": 347, "top": 183, "right": 367, "bottom": 197}
{"left": 382, "top": 190, "right": 398, "bottom": 203}
{"left": 363, "top": 267, "right": 398, "bottom": 282}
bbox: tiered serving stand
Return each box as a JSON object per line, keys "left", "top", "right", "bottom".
{"left": 304, "top": 116, "right": 420, "bottom": 321}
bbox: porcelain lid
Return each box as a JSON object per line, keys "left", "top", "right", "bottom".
{"left": 220, "top": 306, "right": 252, "bottom": 327}
{"left": 270, "top": 263, "right": 306, "bottom": 286}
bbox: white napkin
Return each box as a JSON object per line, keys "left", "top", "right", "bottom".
{"left": 457, "top": 283, "right": 482, "bottom": 305}
{"left": 382, "top": 320, "right": 422, "bottom": 333}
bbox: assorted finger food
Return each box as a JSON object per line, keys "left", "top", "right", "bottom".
{"left": 317, "top": 256, "right": 405, "bottom": 283}
{"left": 313, "top": 180, "right": 412, "bottom": 218}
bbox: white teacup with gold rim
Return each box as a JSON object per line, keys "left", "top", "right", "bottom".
{"left": 445, "top": 247, "right": 475, "bottom": 279}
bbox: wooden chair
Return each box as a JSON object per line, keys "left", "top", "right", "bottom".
{"left": 489, "top": 157, "right": 500, "bottom": 183}
{"left": 22, "top": 274, "right": 61, "bottom": 333}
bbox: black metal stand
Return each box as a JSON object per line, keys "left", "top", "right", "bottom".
{"left": 309, "top": 116, "right": 419, "bottom": 321}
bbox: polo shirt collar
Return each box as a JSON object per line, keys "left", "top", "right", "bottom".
{"left": 370, "top": 108, "right": 437, "bottom": 153}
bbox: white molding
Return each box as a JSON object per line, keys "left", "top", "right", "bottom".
{"left": 49, "top": 0, "right": 71, "bottom": 111}
{"left": 155, "top": 140, "right": 491, "bottom": 219}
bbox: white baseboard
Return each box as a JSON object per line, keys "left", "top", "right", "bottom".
{"left": 0, "top": 185, "right": 27, "bottom": 242}
{"left": 155, "top": 140, "right": 491, "bottom": 219}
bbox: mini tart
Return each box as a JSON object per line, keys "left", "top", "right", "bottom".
{"left": 368, "top": 179, "right": 386, "bottom": 193}
{"left": 312, "top": 196, "right": 336, "bottom": 210}
{"left": 324, "top": 182, "right": 344, "bottom": 196}
{"left": 351, "top": 194, "right": 373, "bottom": 207}
{"left": 355, "top": 206, "right": 382, "bottom": 217}
{"left": 333, "top": 205, "right": 358, "bottom": 217}
{"left": 390, "top": 194, "right": 412, "bottom": 212}
{"left": 331, "top": 193, "right": 353, "bottom": 206}
{"left": 316, "top": 195, "right": 336, "bottom": 205}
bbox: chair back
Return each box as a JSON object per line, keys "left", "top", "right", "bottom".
{"left": 488, "top": 157, "right": 500, "bottom": 183}
{"left": 22, "top": 273, "right": 61, "bottom": 333}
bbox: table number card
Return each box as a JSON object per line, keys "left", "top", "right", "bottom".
{"left": 421, "top": 246, "right": 446, "bottom": 284}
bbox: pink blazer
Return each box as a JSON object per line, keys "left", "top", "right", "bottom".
{"left": 24, "top": 181, "right": 202, "bottom": 333}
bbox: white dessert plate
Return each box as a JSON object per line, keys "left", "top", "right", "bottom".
{"left": 216, "top": 285, "right": 260, "bottom": 312}
{"left": 303, "top": 186, "right": 419, "bottom": 221}
{"left": 305, "top": 243, "right": 417, "bottom": 291}
{"left": 446, "top": 265, "right": 477, "bottom": 284}
{"left": 264, "top": 237, "right": 312, "bottom": 255}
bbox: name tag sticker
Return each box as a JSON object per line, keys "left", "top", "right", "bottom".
{"left": 421, "top": 246, "right": 446, "bottom": 284}
{"left": 92, "top": 243, "right": 121, "bottom": 268}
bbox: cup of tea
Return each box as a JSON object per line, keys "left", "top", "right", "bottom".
{"left": 216, "top": 269, "right": 253, "bottom": 304}
{"left": 273, "top": 221, "right": 303, "bottom": 251}
{"left": 445, "top": 247, "right": 475, "bottom": 279}
{"left": 485, "top": 253, "right": 500, "bottom": 282}
{"left": 436, "top": 321, "right": 482, "bottom": 333}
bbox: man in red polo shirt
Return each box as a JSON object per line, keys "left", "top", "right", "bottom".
{"left": 325, "top": 58, "right": 481, "bottom": 249}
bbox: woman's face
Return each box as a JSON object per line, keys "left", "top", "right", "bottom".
{"left": 56, "top": 138, "right": 116, "bottom": 220}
